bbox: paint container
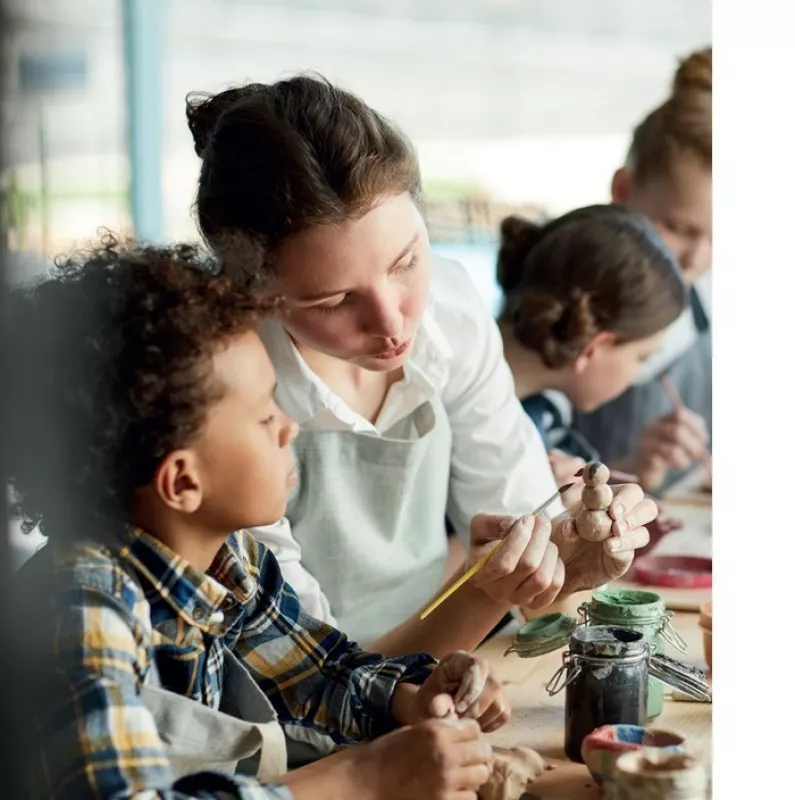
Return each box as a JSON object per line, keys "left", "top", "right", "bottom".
{"left": 506, "top": 620, "right": 710, "bottom": 764}
{"left": 698, "top": 601, "right": 712, "bottom": 672}
{"left": 581, "top": 724, "right": 686, "bottom": 791}
{"left": 581, "top": 589, "right": 687, "bottom": 720}
{"left": 612, "top": 749, "right": 708, "bottom": 800}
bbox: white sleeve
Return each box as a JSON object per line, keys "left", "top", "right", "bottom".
{"left": 438, "top": 264, "right": 563, "bottom": 541}
{"left": 248, "top": 518, "right": 337, "bottom": 625}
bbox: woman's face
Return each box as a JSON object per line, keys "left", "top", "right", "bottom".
{"left": 569, "top": 330, "right": 666, "bottom": 412}
{"left": 270, "top": 192, "right": 432, "bottom": 372}
{"left": 614, "top": 154, "right": 712, "bottom": 286}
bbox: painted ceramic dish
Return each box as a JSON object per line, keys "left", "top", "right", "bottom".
{"left": 581, "top": 724, "right": 685, "bottom": 788}
{"left": 632, "top": 555, "right": 712, "bottom": 588}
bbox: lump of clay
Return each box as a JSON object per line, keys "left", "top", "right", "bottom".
{"left": 574, "top": 509, "right": 613, "bottom": 542}
{"left": 479, "top": 746, "right": 546, "bottom": 800}
{"left": 582, "top": 484, "right": 612, "bottom": 510}
{"left": 575, "top": 461, "right": 614, "bottom": 542}
{"left": 581, "top": 461, "right": 610, "bottom": 487}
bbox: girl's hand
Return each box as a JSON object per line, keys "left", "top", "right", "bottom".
{"left": 635, "top": 409, "right": 710, "bottom": 490}
{"left": 411, "top": 651, "right": 511, "bottom": 734}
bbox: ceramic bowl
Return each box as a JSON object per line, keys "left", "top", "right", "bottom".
{"left": 581, "top": 724, "right": 685, "bottom": 788}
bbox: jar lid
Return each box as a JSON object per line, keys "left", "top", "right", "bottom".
{"left": 648, "top": 653, "right": 712, "bottom": 702}
{"left": 504, "top": 612, "right": 579, "bottom": 658}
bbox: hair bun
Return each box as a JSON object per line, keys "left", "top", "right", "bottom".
{"left": 497, "top": 215, "right": 545, "bottom": 294}
{"left": 672, "top": 46, "right": 712, "bottom": 97}
{"left": 186, "top": 85, "right": 267, "bottom": 158}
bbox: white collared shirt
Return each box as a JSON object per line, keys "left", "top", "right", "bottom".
{"left": 252, "top": 256, "right": 559, "bottom": 623}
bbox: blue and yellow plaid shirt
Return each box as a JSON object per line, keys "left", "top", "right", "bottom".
{"left": 17, "top": 528, "right": 435, "bottom": 799}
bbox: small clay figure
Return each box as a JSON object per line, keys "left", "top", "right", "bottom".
{"left": 479, "top": 746, "right": 546, "bottom": 800}
{"left": 576, "top": 461, "right": 614, "bottom": 543}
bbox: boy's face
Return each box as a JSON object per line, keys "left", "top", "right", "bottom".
{"left": 189, "top": 330, "right": 298, "bottom": 531}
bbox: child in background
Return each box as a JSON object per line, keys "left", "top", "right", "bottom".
{"left": 572, "top": 47, "right": 712, "bottom": 492}
{"left": 7, "top": 239, "right": 503, "bottom": 800}
{"left": 497, "top": 205, "right": 687, "bottom": 498}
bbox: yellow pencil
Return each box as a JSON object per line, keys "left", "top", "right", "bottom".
{"left": 419, "top": 483, "right": 573, "bottom": 620}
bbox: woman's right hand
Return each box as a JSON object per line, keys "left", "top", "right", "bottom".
{"left": 635, "top": 408, "right": 710, "bottom": 490}
{"left": 358, "top": 717, "right": 492, "bottom": 800}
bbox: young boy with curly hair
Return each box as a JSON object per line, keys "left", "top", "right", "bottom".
{"left": 7, "top": 238, "right": 505, "bottom": 800}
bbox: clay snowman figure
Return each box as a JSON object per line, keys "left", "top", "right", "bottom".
{"left": 575, "top": 462, "right": 613, "bottom": 542}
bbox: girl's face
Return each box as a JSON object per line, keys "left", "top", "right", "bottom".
{"left": 568, "top": 330, "right": 666, "bottom": 412}
{"left": 613, "top": 154, "right": 712, "bottom": 286}
{"left": 270, "top": 192, "right": 432, "bottom": 372}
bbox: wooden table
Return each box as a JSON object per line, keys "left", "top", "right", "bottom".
{"left": 476, "top": 497, "right": 712, "bottom": 799}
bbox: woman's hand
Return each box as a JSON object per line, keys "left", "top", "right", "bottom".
{"left": 467, "top": 514, "right": 565, "bottom": 610}
{"left": 408, "top": 651, "right": 511, "bottom": 734}
{"left": 635, "top": 409, "right": 710, "bottom": 490}
{"left": 551, "top": 483, "right": 657, "bottom": 595}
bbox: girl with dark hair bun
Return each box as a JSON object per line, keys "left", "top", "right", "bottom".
{"left": 496, "top": 205, "right": 686, "bottom": 487}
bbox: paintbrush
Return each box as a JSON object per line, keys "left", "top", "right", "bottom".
{"left": 419, "top": 484, "right": 573, "bottom": 620}
{"left": 660, "top": 373, "right": 712, "bottom": 472}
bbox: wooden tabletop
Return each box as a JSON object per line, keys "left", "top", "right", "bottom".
{"left": 476, "top": 497, "right": 712, "bottom": 800}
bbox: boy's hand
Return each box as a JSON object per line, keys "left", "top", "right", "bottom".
{"left": 412, "top": 651, "right": 510, "bottom": 733}
{"left": 357, "top": 718, "right": 492, "bottom": 800}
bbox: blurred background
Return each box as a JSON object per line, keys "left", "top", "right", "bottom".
{"left": 2, "top": 0, "right": 709, "bottom": 312}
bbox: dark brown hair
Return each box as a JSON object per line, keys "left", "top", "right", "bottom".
{"left": 6, "top": 235, "right": 275, "bottom": 543}
{"left": 186, "top": 75, "right": 420, "bottom": 270}
{"left": 497, "top": 205, "right": 686, "bottom": 369}
{"left": 628, "top": 46, "right": 712, "bottom": 183}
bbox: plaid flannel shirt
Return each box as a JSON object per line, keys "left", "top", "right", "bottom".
{"left": 18, "top": 528, "right": 435, "bottom": 799}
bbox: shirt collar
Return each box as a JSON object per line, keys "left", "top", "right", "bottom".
{"left": 120, "top": 528, "right": 258, "bottom": 632}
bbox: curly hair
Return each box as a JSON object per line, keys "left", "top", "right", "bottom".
{"left": 6, "top": 235, "right": 275, "bottom": 544}
{"left": 185, "top": 74, "right": 420, "bottom": 273}
{"left": 497, "top": 205, "right": 686, "bottom": 369}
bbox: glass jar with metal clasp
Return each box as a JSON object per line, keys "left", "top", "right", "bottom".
{"left": 505, "top": 617, "right": 710, "bottom": 764}
{"left": 579, "top": 589, "right": 688, "bottom": 720}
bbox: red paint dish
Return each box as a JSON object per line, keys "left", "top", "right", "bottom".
{"left": 633, "top": 555, "right": 712, "bottom": 588}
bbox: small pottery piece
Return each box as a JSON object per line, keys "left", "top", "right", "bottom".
{"left": 581, "top": 725, "right": 685, "bottom": 790}
{"left": 575, "top": 508, "right": 613, "bottom": 542}
{"left": 583, "top": 484, "right": 613, "bottom": 510}
{"left": 698, "top": 601, "right": 712, "bottom": 672}
{"left": 478, "top": 746, "right": 546, "bottom": 800}
{"left": 633, "top": 555, "right": 712, "bottom": 589}
{"left": 612, "top": 749, "right": 708, "bottom": 800}
{"left": 582, "top": 461, "right": 610, "bottom": 486}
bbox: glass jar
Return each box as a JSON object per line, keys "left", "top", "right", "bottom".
{"left": 581, "top": 589, "right": 687, "bottom": 720}
{"left": 506, "top": 616, "right": 711, "bottom": 764}
{"left": 546, "top": 626, "right": 649, "bottom": 762}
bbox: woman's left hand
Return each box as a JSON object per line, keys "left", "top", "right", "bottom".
{"left": 548, "top": 483, "right": 657, "bottom": 598}
{"left": 412, "top": 651, "right": 510, "bottom": 734}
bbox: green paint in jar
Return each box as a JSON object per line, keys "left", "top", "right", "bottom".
{"left": 580, "top": 589, "right": 686, "bottom": 720}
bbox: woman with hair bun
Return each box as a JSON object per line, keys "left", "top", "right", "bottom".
{"left": 573, "top": 47, "right": 713, "bottom": 491}
{"left": 183, "top": 75, "right": 657, "bottom": 668}
{"left": 496, "top": 205, "right": 687, "bottom": 485}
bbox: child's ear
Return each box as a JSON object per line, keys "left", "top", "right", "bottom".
{"left": 611, "top": 167, "right": 633, "bottom": 205}
{"left": 573, "top": 331, "right": 617, "bottom": 374}
{"left": 154, "top": 451, "right": 203, "bottom": 514}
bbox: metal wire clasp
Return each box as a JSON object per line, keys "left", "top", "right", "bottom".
{"left": 545, "top": 652, "right": 581, "bottom": 696}
{"left": 659, "top": 612, "right": 688, "bottom": 652}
